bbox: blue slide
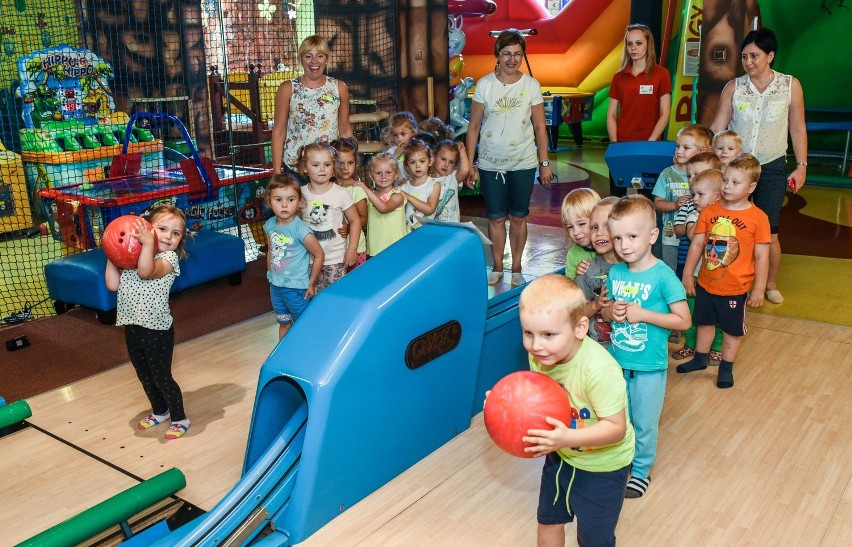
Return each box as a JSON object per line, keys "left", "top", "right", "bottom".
{"left": 128, "top": 224, "right": 530, "bottom": 546}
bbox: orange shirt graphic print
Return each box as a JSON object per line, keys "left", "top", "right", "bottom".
{"left": 704, "top": 217, "right": 739, "bottom": 276}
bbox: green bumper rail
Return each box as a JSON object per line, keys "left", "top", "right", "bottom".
{"left": 0, "top": 400, "right": 32, "bottom": 429}
{"left": 16, "top": 467, "right": 186, "bottom": 547}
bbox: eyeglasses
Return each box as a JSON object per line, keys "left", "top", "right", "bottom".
{"left": 499, "top": 51, "right": 524, "bottom": 60}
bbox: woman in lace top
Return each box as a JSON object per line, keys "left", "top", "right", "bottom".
{"left": 710, "top": 27, "right": 807, "bottom": 305}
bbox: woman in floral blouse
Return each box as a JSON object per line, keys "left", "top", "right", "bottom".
{"left": 271, "top": 35, "right": 353, "bottom": 182}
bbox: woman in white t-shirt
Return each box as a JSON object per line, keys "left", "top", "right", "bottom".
{"left": 465, "top": 29, "right": 554, "bottom": 287}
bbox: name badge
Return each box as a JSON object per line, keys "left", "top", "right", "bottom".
{"left": 639, "top": 85, "right": 654, "bottom": 95}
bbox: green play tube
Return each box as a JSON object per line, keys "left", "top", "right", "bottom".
{"left": 0, "top": 400, "right": 32, "bottom": 429}
{"left": 17, "top": 467, "right": 186, "bottom": 547}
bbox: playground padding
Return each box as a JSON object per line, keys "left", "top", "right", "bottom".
{"left": 0, "top": 258, "right": 272, "bottom": 401}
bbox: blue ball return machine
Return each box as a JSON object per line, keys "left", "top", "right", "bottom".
{"left": 131, "top": 224, "right": 530, "bottom": 546}
{"left": 605, "top": 140, "right": 677, "bottom": 190}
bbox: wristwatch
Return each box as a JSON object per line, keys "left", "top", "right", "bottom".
{"left": 539, "top": 160, "right": 550, "bottom": 167}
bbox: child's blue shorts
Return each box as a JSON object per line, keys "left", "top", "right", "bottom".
{"left": 270, "top": 285, "right": 311, "bottom": 325}
{"left": 537, "top": 452, "right": 630, "bottom": 546}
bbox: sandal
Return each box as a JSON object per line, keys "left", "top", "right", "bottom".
{"left": 671, "top": 346, "right": 695, "bottom": 360}
{"left": 137, "top": 413, "right": 169, "bottom": 430}
{"left": 164, "top": 421, "right": 189, "bottom": 440}
{"left": 668, "top": 330, "right": 681, "bottom": 344}
{"left": 765, "top": 289, "right": 784, "bottom": 304}
{"left": 709, "top": 350, "right": 722, "bottom": 365}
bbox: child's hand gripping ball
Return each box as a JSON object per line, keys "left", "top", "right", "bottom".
{"left": 484, "top": 371, "right": 572, "bottom": 458}
{"left": 102, "top": 215, "right": 154, "bottom": 269}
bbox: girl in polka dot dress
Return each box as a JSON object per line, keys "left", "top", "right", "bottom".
{"left": 105, "top": 205, "right": 191, "bottom": 440}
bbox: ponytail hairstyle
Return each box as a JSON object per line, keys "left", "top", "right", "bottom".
{"left": 144, "top": 204, "right": 191, "bottom": 258}
{"left": 401, "top": 138, "right": 433, "bottom": 175}
{"left": 296, "top": 141, "right": 337, "bottom": 176}
{"left": 330, "top": 136, "right": 360, "bottom": 173}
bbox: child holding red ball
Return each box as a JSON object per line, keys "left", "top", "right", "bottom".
{"left": 516, "top": 275, "right": 635, "bottom": 546}
{"left": 105, "top": 205, "right": 191, "bottom": 440}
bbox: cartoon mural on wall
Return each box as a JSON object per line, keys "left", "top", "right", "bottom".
{"left": 17, "top": 45, "right": 115, "bottom": 129}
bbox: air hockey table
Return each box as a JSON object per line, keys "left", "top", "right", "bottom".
{"left": 37, "top": 161, "right": 272, "bottom": 250}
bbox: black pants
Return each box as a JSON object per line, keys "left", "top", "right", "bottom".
{"left": 125, "top": 324, "right": 186, "bottom": 421}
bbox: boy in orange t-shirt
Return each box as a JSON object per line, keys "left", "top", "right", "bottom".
{"left": 677, "top": 154, "right": 770, "bottom": 388}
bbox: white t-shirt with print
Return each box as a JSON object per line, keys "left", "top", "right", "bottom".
{"left": 471, "top": 72, "right": 543, "bottom": 172}
{"left": 301, "top": 184, "right": 355, "bottom": 265}
{"left": 400, "top": 177, "right": 439, "bottom": 231}
{"left": 434, "top": 172, "right": 462, "bottom": 223}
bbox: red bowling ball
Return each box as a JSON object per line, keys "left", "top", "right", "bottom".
{"left": 102, "top": 215, "right": 153, "bottom": 269}
{"left": 484, "top": 371, "right": 572, "bottom": 458}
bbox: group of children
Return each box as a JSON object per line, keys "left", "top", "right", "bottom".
{"left": 101, "top": 114, "right": 769, "bottom": 545}
{"left": 263, "top": 112, "right": 470, "bottom": 341}
{"left": 514, "top": 123, "right": 769, "bottom": 546}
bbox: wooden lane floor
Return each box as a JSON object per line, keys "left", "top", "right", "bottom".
{"left": 6, "top": 224, "right": 851, "bottom": 545}
{"left": 302, "top": 315, "right": 852, "bottom": 546}
{"left": 0, "top": 313, "right": 278, "bottom": 542}
{"left": 0, "top": 427, "right": 141, "bottom": 546}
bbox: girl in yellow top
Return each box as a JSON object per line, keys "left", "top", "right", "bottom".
{"left": 355, "top": 153, "right": 407, "bottom": 257}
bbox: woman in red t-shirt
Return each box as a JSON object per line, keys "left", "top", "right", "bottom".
{"left": 606, "top": 24, "right": 672, "bottom": 197}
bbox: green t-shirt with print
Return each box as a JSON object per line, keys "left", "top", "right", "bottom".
{"left": 529, "top": 337, "right": 635, "bottom": 472}
{"left": 565, "top": 244, "right": 596, "bottom": 280}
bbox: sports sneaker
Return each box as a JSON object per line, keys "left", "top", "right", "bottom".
{"left": 625, "top": 476, "right": 650, "bottom": 498}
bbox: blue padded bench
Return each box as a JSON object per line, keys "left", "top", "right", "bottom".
{"left": 45, "top": 230, "right": 246, "bottom": 324}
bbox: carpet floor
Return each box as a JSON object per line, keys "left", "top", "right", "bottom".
{"left": 1, "top": 258, "right": 272, "bottom": 401}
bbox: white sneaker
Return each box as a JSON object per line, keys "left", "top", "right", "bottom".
{"left": 487, "top": 271, "right": 502, "bottom": 285}
{"left": 510, "top": 273, "right": 526, "bottom": 286}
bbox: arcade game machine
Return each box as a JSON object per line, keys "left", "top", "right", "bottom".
{"left": 16, "top": 45, "right": 163, "bottom": 251}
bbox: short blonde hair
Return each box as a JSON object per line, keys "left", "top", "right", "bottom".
{"left": 298, "top": 35, "right": 331, "bottom": 58}
{"left": 520, "top": 274, "right": 587, "bottom": 327}
{"left": 677, "top": 124, "right": 713, "bottom": 149}
{"left": 690, "top": 168, "right": 724, "bottom": 192}
{"left": 687, "top": 151, "right": 722, "bottom": 171}
{"left": 560, "top": 188, "right": 601, "bottom": 232}
{"left": 726, "top": 153, "right": 762, "bottom": 183}
{"left": 609, "top": 194, "right": 656, "bottom": 227}
{"left": 713, "top": 130, "right": 742, "bottom": 150}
